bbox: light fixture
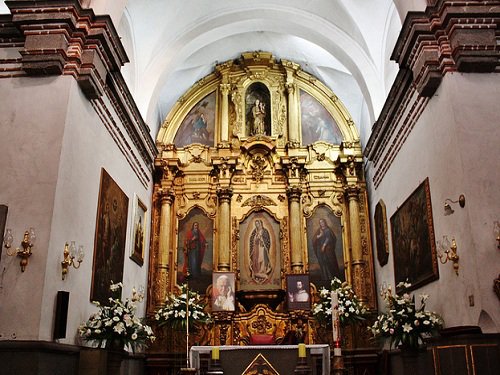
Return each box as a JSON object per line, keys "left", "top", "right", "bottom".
{"left": 3, "top": 228, "right": 36, "bottom": 272}
{"left": 494, "top": 221, "right": 500, "bottom": 250}
{"left": 437, "top": 235, "right": 459, "bottom": 275}
{"left": 61, "top": 241, "right": 84, "bottom": 280}
{"left": 444, "top": 194, "right": 465, "bottom": 215}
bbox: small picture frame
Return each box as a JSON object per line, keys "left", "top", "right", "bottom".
{"left": 130, "top": 194, "right": 147, "bottom": 266}
{"left": 286, "top": 274, "right": 311, "bottom": 311}
{"left": 212, "top": 272, "right": 236, "bottom": 312}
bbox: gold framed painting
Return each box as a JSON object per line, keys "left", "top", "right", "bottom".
{"left": 130, "top": 194, "right": 147, "bottom": 266}
{"left": 90, "top": 168, "right": 129, "bottom": 303}
{"left": 390, "top": 178, "right": 439, "bottom": 293}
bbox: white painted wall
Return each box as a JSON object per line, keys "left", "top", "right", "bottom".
{"left": 367, "top": 72, "right": 500, "bottom": 333}
{"left": 0, "top": 75, "right": 153, "bottom": 344}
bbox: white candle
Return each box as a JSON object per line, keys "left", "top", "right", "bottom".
{"left": 331, "top": 291, "right": 339, "bottom": 342}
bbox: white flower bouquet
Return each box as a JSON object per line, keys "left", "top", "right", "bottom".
{"left": 79, "top": 282, "right": 155, "bottom": 352}
{"left": 312, "top": 277, "right": 368, "bottom": 327}
{"left": 155, "top": 284, "right": 211, "bottom": 330}
{"left": 370, "top": 281, "right": 443, "bottom": 350}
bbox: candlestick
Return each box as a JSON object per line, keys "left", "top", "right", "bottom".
{"left": 331, "top": 291, "right": 339, "bottom": 342}
{"left": 298, "top": 343, "right": 306, "bottom": 358}
{"left": 212, "top": 346, "right": 220, "bottom": 360}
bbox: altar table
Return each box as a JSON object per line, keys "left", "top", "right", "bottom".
{"left": 190, "top": 344, "right": 330, "bottom": 375}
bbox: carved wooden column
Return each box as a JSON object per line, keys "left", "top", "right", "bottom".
{"left": 157, "top": 189, "right": 175, "bottom": 305}
{"left": 286, "top": 82, "right": 299, "bottom": 144}
{"left": 287, "top": 186, "right": 303, "bottom": 273}
{"left": 217, "top": 188, "right": 233, "bottom": 271}
{"left": 346, "top": 186, "right": 365, "bottom": 303}
{"left": 220, "top": 83, "right": 231, "bottom": 143}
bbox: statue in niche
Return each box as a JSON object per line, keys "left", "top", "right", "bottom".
{"left": 246, "top": 82, "right": 271, "bottom": 136}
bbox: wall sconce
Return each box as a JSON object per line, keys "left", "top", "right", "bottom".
{"left": 437, "top": 235, "right": 459, "bottom": 275}
{"left": 61, "top": 241, "right": 84, "bottom": 280}
{"left": 444, "top": 194, "right": 465, "bottom": 215}
{"left": 3, "top": 228, "right": 36, "bottom": 272}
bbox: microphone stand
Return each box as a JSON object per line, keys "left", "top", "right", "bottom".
{"left": 180, "top": 268, "right": 196, "bottom": 374}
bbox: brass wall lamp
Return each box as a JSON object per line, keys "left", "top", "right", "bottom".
{"left": 61, "top": 241, "right": 84, "bottom": 280}
{"left": 437, "top": 235, "right": 459, "bottom": 275}
{"left": 444, "top": 194, "right": 465, "bottom": 215}
{"left": 3, "top": 228, "right": 36, "bottom": 272}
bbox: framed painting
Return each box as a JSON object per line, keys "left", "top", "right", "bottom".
{"left": 239, "top": 210, "right": 282, "bottom": 290}
{"left": 130, "top": 194, "right": 147, "bottom": 266}
{"left": 91, "top": 168, "right": 129, "bottom": 303}
{"left": 306, "top": 205, "right": 345, "bottom": 289}
{"left": 286, "top": 274, "right": 310, "bottom": 311}
{"left": 0, "top": 205, "right": 7, "bottom": 263}
{"left": 212, "top": 272, "right": 236, "bottom": 312}
{"left": 374, "top": 199, "right": 389, "bottom": 267}
{"left": 390, "top": 178, "right": 439, "bottom": 293}
{"left": 176, "top": 207, "right": 213, "bottom": 294}
{"left": 174, "top": 92, "right": 216, "bottom": 147}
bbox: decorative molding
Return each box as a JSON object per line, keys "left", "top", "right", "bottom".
{"left": 241, "top": 194, "right": 277, "bottom": 208}
{"left": 366, "top": 1, "right": 500, "bottom": 188}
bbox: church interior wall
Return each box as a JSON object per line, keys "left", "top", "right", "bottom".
{"left": 0, "top": 74, "right": 154, "bottom": 343}
{"left": 366, "top": 71, "right": 500, "bottom": 333}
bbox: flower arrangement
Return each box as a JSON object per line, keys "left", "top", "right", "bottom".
{"left": 312, "top": 277, "right": 368, "bottom": 327}
{"left": 155, "top": 283, "right": 211, "bottom": 330}
{"left": 79, "top": 282, "right": 155, "bottom": 352}
{"left": 370, "top": 281, "right": 443, "bottom": 350}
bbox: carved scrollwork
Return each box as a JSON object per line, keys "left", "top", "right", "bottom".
{"left": 241, "top": 194, "right": 277, "bottom": 208}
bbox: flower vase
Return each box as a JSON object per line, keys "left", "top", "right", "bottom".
{"left": 105, "top": 340, "right": 126, "bottom": 375}
{"left": 399, "top": 345, "right": 420, "bottom": 375}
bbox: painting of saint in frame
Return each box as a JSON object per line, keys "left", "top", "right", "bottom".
{"left": 91, "top": 169, "right": 129, "bottom": 303}
{"left": 390, "top": 178, "right": 439, "bottom": 293}
{"left": 306, "top": 205, "right": 345, "bottom": 289}
{"left": 212, "top": 272, "right": 236, "bottom": 312}
{"left": 174, "top": 92, "right": 216, "bottom": 147}
{"left": 130, "top": 194, "right": 147, "bottom": 266}
{"left": 286, "top": 274, "right": 311, "bottom": 311}
{"left": 239, "top": 210, "right": 281, "bottom": 290}
{"left": 177, "top": 207, "right": 213, "bottom": 294}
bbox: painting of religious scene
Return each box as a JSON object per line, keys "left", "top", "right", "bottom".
{"left": 300, "top": 90, "right": 343, "bottom": 145}
{"left": 239, "top": 210, "right": 281, "bottom": 290}
{"left": 174, "top": 92, "right": 216, "bottom": 147}
{"left": 391, "top": 178, "right": 439, "bottom": 293}
{"left": 91, "top": 168, "right": 129, "bottom": 304}
{"left": 176, "top": 207, "right": 214, "bottom": 294}
{"left": 245, "top": 82, "right": 271, "bottom": 136}
{"left": 306, "top": 205, "right": 345, "bottom": 289}
{"left": 130, "top": 194, "right": 147, "bottom": 266}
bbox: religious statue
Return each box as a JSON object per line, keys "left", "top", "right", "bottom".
{"left": 251, "top": 99, "right": 266, "bottom": 135}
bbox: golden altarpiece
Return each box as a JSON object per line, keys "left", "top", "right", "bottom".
{"left": 147, "top": 52, "right": 376, "bottom": 351}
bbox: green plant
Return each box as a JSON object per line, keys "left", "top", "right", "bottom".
{"left": 78, "top": 282, "right": 155, "bottom": 352}
{"left": 312, "top": 277, "right": 368, "bottom": 327}
{"left": 370, "top": 281, "right": 443, "bottom": 350}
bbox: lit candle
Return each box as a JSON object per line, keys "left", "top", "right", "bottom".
{"left": 211, "top": 346, "right": 220, "bottom": 360}
{"left": 298, "top": 343, "right": 306, "bottom": 358}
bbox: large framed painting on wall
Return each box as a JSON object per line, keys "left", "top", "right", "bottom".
{"left": 239, "top": 210, "right": 282, "bottom": 290}
{"left": 390, "top": 178, "right": 439, "bottom": 293}
{"left": 176, "top": 207, "right": 213, "bottom": 294}
{"left": 306, "top": 205, "right": 345, "bottom": 289}
{"left": 91, "top": 168, "right": 129, "bottom": 303}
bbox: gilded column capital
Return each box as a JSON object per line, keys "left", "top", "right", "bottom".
{"left": 217, "top": 187, "right": 233, "bottom": 203}
{"left": 220, "top": 83, "right": 231, "bottom": 95}
{"left": 285, "top": 82, "right": 296, "bottom": 95}
{"left": 286, "top": 186, "right": 302, "bottom": 202}
{"left": 158, "top": 188, "right": 175, "bottom": 204}
{"left": 345, "top": 186, "right": 360, "bottom": 201}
